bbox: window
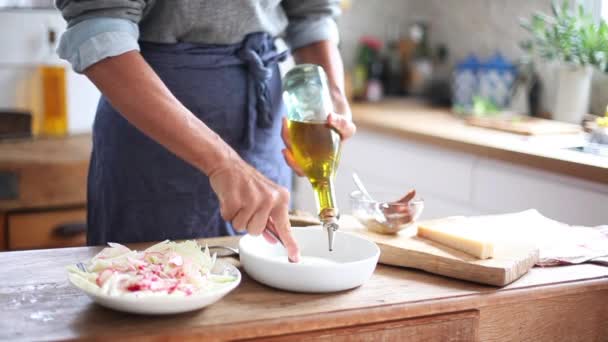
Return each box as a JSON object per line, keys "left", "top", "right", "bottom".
{"left": 576, "top": 0, "right": 603, "bottom": 23}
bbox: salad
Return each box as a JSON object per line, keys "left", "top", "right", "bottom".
{"left": 68, "top": 240, "right": 236, "bottom": 297}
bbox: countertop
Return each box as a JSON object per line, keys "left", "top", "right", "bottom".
{"left": 1, "top": 236, "right": 607, "bottom": 341}
{"left": 351, "top": 100, "right": 608, "bottom": 185}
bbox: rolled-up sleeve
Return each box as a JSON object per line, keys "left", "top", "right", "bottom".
{"left": 55, "top": 0, "right": 152, "bottom": 73}
{"left": 281, "top": 0, "right": 341, "bottom": 49}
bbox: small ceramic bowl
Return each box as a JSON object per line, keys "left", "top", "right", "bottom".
{"left": 350, "top": 190, "right": 424, "bottom": 234}
{"left": 239, "top": 227, "right": 380, "bottom": 293}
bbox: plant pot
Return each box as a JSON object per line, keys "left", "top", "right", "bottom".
{"left": 590, "top": 70, "right": 608, "bottom": 116}
{"left": 553, "top": 64, "right": 592, "bottom": 124}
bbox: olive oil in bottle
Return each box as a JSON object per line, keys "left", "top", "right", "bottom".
{"left": 287, "top": 120, "right": 341, "bottom": 212}
{"left": 39, "top": 28, "right": 68, "bottom": 137}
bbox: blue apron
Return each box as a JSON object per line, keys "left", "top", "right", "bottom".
{"left": 87, "top": 33, "right": 292, "bottom": 245}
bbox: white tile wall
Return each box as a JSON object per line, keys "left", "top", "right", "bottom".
{"left": 0, "top": 10, "right": 99, "bottom": 133}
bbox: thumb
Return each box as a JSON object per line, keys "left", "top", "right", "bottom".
{"left": 327, "top": 113, "right": 356, "bottom": 140}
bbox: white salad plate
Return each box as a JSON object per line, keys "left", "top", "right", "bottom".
{"left": 68, "top": 259, "right": 241, "bottom": 315}
{"left": 239, "top": 227, "right": 380, "bottom": 293}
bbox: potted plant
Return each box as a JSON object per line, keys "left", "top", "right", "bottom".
{"left": 520, "top": 0, "right": 608, "bottom": 124}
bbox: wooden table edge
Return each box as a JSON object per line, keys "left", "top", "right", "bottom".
{"left": 83, "top": 275, "right": 608, "bottom": 341}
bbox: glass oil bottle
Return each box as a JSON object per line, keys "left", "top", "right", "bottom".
{"left": 283, "top": 64, "right": 341, "bottom": 251}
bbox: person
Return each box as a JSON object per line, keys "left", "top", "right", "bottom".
{"left": 55, "top": 0, "right": 356, "bottom": 262}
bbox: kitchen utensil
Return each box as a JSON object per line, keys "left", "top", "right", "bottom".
{"left": 208, "top": 245, "right": 239, "bottom": 258}
{"left": 351, "top": 172, "right": 373, "bottom": 201}
{"left": 239, "top": 226, "right": 379, "bottom": 293}
{"left": 340, "top": 214, "right": 539, "bottom": 286}
{"left": 350, "top": 190, "right": 424, "bottom": 234}
{"left": 351, "top": 173, "right": 386, "bottom": 223}
{"left": 68, "top": 259, "right": 241, "bottom": 315}
{"left": 283, "top": 64, "right": 341, "bottom": 251}
{"left": 76, "top": 262, "right": 87, "bottom": 272}
{"left": 264, "top": 218, "right": 284, "bottom": 248}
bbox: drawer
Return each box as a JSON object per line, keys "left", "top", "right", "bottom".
{"left": 8, "top": 208, "right": 86, "bottom": 250}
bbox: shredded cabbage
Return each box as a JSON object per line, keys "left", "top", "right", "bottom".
{"left": 67, "top": 240, "right": 234, "bottom": 297}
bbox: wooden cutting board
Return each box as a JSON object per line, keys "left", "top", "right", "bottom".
{"left": 339, "top": 215, "right": 539, "bottom": 287}
{"left": 465, "top": 115, "right": 581, "bottom": 135}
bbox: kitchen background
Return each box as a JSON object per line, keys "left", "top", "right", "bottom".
{"left": 3, "top": 0, "right": 607, "bottom": 133}
{"left": 1, "top": 0, "right": 607, "bottom": 251}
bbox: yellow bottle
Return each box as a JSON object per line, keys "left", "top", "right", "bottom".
{"left": 39, "top": 28, "right": 68, "bottom": 137}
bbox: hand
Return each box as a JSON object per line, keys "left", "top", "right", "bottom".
{"left": 281, "top": 104, "right": 357, "bottom": 177}
{"left": 209, "top": 154, "right": 300, "bottom": 262}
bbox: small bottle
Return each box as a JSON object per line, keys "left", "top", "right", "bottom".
{"left": 40, "top": 27, "right": 68, "bottom": 137}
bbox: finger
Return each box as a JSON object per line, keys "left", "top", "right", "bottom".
{"left": 262, "top": 230, "right": 278, "bottom": 244}
{"left": 219, "top": 198, "right": 240, "bottom": 222}
{"left": 232, "top": 206, "right": 256, "bottom": 234}
{"left": 246, "top": 198, "right": 273, "bottom": 236}
{"left": 282, "top": 149, "right": 305, "bottom": 177}
{"left": 281, "top": 117, "right": 293, "bottom": 150}
{"left": 270, "top": 211, "right": 299, "bottom": 263}
{"left": 327, "top": 113, "right": 357, "bottom": 140}
{"left": 270, "top": 192, "right": 300, "bottom": 262}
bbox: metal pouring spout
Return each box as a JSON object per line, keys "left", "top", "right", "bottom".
{"left": 320, "top": 208, "right": 339, "bottom": 251}
{"left": 324, "top": 220, "right": 339, "bottom": 251}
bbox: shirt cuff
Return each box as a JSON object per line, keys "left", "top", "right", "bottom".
{"left": 57, "top": 18, "right": 140, "bottom": 73}
{"left": 285, "top": 16, "right": 340, "bottom": 50}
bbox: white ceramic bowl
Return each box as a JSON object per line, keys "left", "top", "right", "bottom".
{"left": 239, "top": 227, "right": 380, "bottom": 293}
{"left": 68, "top": 259, "right": 241, "bottom": 315}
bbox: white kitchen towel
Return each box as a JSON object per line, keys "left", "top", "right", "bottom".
{"left": 464, "top": 210, "right": 608, "bottom": 267}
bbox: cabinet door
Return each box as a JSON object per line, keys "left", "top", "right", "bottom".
{"left": 471, "top": 158, "right": 608, "bottom": 226}
{"left": 8, "top": 208, "right": 86, "bottom": 250}
{"left": 246, "top": 310, "right": 479, "bottom": 342}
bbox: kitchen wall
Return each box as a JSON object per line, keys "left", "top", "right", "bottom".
{"left": 338, "top": 0, "right": 553, "bottom": 70}
{"left": 338, "top": 0, "right": 607, "bottom": 115}
{"left": 407, "top": 0, "right": 552, "bottom": 72}
{"left": 0, "top": 9, "right": 99, "bottom": 134}
{"left": 337, "top": 0, "right": 410, "bottom": 69}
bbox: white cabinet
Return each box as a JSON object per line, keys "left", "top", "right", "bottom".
{"left": 471, "top": 158, "right": 608, "bottom": 226}
{"left": 292, "top": 128, "right": 608, "bottom": 226}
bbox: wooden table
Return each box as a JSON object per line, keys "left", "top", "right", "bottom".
{"left": 1, "top": 236, "right": 607, "bottom": 341}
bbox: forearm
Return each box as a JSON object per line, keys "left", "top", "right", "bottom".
{"left": 84, "top": 51, "right": 236, "bottom": 175}
{"left": 292, "top": 40, "right": 350, "bottom": 117}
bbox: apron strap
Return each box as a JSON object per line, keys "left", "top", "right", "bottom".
{"left": 237, "top": 33, "right": 288, "bottom": 149}
{"left": 140, "top": 33, "right": 288, "bottom": 150}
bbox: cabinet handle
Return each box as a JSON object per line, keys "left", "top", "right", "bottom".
{"left": 52, "top": 222, "right": 86, "bottom": 238}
